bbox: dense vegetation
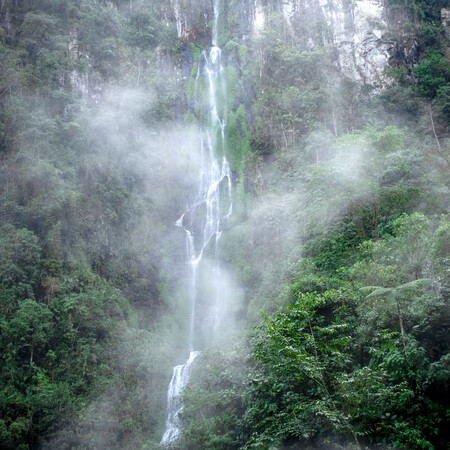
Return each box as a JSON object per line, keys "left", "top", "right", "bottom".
{"left": 0, "top": 1, "right": 186, "bottom": 448}
{"left": 0, "top": 0, "right": 448, "bottom": 449}
{"left": 178, "top": 0, "right": 450, "bottom": 449}
{"left": 182, "top": 212, "right": 450, "bottom": 448}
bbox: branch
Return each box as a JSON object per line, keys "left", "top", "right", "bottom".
{"left": 429, "top": 104, "right": 442, "bottom": 154}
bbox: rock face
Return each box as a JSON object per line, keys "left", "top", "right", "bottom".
{"left": 317, "top": 0, "right": 390, "bottom": 83}
{"left": 167, "top": 0, "right": 393, "bottom": 84}
{"left": 169, "top": 0, "right": 213, "bottom": 43}
{"left": 253, "top": 0, "right": 391, "bottom": 84}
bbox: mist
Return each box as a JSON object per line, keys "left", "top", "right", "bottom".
{"left": 0, "top": 0, "right": 448, "bottom": 449}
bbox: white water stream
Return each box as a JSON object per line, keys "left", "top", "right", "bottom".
{"left": 161, "top": 1, "right": 232, "bottom": 444}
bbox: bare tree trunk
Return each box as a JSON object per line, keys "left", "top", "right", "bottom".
{"left": 332, "top": 108, "right": 338, "bottom": 137}
{"left": 397, "top": 303, "right": 406, "bottom": 348}
{"left": 429, "top": 104, "right": 442, "bottom": 153}
{"left": 373, "top": 205, "right": 378, "bottom": 240}
{"left": 281, "top": 124, "right": 288, "bottom": 151}
{"left": 259, "top": 49, "right": 264, "bottom": 80}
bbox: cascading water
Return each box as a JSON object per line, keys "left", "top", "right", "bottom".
{"left": 161, "top": 1, "right": 232, "bottom": 445}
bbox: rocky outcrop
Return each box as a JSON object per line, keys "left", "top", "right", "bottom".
{"left": 169, "top": 0, "right": 213, "bottom": 43}
{"left": 253, "top": 0, "right": 392, "bottom": 84}
{"left": 318, "top": 0, "right": 390, "bottom": 83}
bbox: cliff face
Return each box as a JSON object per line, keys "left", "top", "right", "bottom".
{"left": 252, "top": 0, "right": 391, "bottom": 84}
{"left": 317, "top": 0, "right": 390, "bottom": 83}
{"left": 60, "top": 0, "right": 399, "bottom": 102}
{"left": 169, "top": 0, "right": 395, "bottom": 84}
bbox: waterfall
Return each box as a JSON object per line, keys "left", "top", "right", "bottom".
{"left": 161, "top": 0, "right": 232, "bottom": 444}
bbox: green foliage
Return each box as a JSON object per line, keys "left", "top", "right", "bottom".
{"left": 127, "top": 10, "right": 176, "bottom": 50}
{"left": 180, "top": 0, "right": 450, "bottom": 447}
{"left": 0, "top": 0, "right": 449, "bottom": 448}
{"left": 300, "top": 127, "right": 425, "bottom": 274}
{"left": 185, "top": 211, "right": 449, "bottom": 448}
{"left": 248, "top": 23, "right": 331, "bottom": 150}
{"left": 414, "top": 51, "right": 450, "bottom": 99}
{"left": 0, "top": 225, "right": 41, "bottom": 297}
{"left": 258, "top": 216, "right": 448, "bottom": 447}
{"left": 388, "top": 0, "right": 448, "bottom": 23}
{"left": 0, "top": 277, "right": 128, "bottom": 448}
{"left": 179, "top": 349, "right": 248, "bottom": 449}
{"left": 224, "top": 39, "right": 247, "bottom": 66}
{"left": 245, "top": 290, "right": 359, "bottom": 447}
{"left": 349, "top": 213, "right": 434, "bottom": 286}
{"left": 225, "top": 105, "right": 251, "bottom": 174}
{"left": 0, "top": 1, "right": 187, "bottom": 447}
